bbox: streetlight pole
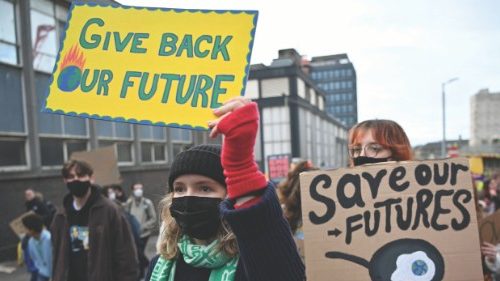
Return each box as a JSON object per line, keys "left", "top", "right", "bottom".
{"left": 441, "top": 77, "right": 459, "bottom": 158}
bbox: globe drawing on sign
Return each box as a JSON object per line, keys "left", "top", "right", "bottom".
{"left": 57, "top": 45, "right": 86, "bottom": 92}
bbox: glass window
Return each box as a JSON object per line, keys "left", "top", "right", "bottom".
{"left": 99, "top": 140, "right": 133, "bottom": 163}
{"left": 55, "top": 4, "right": 67, "bottom": 21}
{"left": 0, "top": 42, "right": 17, "bottom": 65}
{"left": 63, "top": 116, "right": 87, "bottom": 136}
{"left": 66, "top": 140, "right": 87, "bottom": 157}
{"left": 141, "top": 142, "right": 153, "bottom": 162}
{"left": 31, "top": 10, "right": 57, "bottom": 72}
{"left": 115, "top": 122, "right": 132, "bottom": 139}
{"left": 173, "top": 143, "right": 192, "bottom": 157}
{"left": 30, "top": 0, "right": 67, "bottom": 72}
{"left": 96, "top": 120, "right": 131, "bottom": 139}
{"left": 0, "top": 0, "right": 18, "bottom": 65}
{"left": 0, "top": 1, "right": 16, "bottom": 43}
{"left": 0, "top": 138, "right": 26, "bottom": 167}
{"left": 141, "top": 142, "right": 166, "bottom": 163}
{"left": 0, "top": 64, "right": 24, "bottom": 133}
{"left": 96, "top": 120, "right": 133, "bottom": 164}
{"left": 139, "top": 125, "right": 152, "bottom": 139}
{"left": 138, "top": 125, "right": 165, "bottom": 141}
{"left": 97, "top": 120, "right": 113, "bottom": 138}
{"left": 116, "top": 142, "right": 132, "bottom": 162}
{"left": 36, "top": 73, "right": 61, "bottom": 134}
{"left": 170, "top": 128, "right": 192, "bottom": 143}
{"left": 152, "top": 126, "right": 165, "bottom": 140}
{"left": 40, "top": 138, "right": 64, "bottom": 166}
{"left": 31, "top": 0, "right": 54, "bottom": 15}
{"left": 154, "top": 143, "right": 166, "bottom": 161}
{"left": 36, "top": 73, "right": 88, "bottom": 136}
{"left": 40, "top": 138, "right": 88, "bottom": 166}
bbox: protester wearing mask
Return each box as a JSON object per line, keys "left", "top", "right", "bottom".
{"left": 146, "top": 98, "right": 304, "bottom": 281}
{"left": 112, "top": 184, "right": 128, "bottom": 203}
{"left": 51, "top": 160, "right": 139, "bottom": 281}
{"left": 125, "top": 183, "right": 157, "bottom": 278}
{"left": 348, "top": 119, "right": 413, "bottom": 167}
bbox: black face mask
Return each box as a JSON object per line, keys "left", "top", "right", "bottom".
{"left": 66, "top": 180, "right": 91, "bottom": 198}
{"left": 170, "top": 196, "right": 222, "bottom": 240}
{"left": 353, "top": 156, "right": 390, "bottom": 166}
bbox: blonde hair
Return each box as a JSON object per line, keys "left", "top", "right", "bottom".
{"left": 156, "top": 193, "right": 239, "bottom": 260}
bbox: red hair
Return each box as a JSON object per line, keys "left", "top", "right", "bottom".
{"left": 349, "top": 119, "right": 413, "bottom": 162}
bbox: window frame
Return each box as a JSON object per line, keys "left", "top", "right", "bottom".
{"left": 0, "top": 136, "right": 30, "bottom": 171}
{"left": 138, "top": 125, "right": 168, "bottom": 164}
{"left": 39, "top": 137, "right": 89, "bottom": 169}
{"left": 0, "top": 0, "right": 21, "bottom": 66}
{"left": 30, "top": 0, "right": 67, "bottom": 73}
{"left": 96, "top": 122, "right": 135, "bottom": 166}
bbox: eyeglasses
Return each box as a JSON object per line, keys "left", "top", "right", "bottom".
{"left": 348, "top": 143, "right": 386, "bottom": 158}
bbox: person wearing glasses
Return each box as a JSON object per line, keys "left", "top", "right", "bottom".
{"left": 348, "top": 119, "right": 413, "bottom": 166}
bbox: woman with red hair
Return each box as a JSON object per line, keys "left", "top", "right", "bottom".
{"left": 348, "top": 119, "right": 413, "bottom": 166}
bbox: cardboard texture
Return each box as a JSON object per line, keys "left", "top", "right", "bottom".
{"left": 9, "top": 211, "right": 35, "bottom": 237}
{"left": 43, "top": 2, "right": 258, "bottom": 129}
{"left": 300, "top": 158, "right": 482, "bottom": 281}
{"left": 71, "top": 146, "right": 120, "bottom": 186}
{"left": 479, "top": 210, "right": 500, "bottom": 244}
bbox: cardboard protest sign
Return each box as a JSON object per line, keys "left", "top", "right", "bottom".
{"left": 300, "top": 158, "right": 482, "bottom": 281}
{"left": 268, "top": 154, "right": 290, "bottom": 184}
{"left": 479, "top": 210, "right": 500, "bottom": 244}
{"left": 71, "top": 146, "right": 120, "bottom": 186}
{"left": 9, "top": 211, "right": 35, "bottom": 237}
{"left": 44, "top": 2, "right": 258, "bottom": 129}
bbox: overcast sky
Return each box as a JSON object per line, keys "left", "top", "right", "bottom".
{"left": 116, "top": 0, "right": 500, "bottom": 146}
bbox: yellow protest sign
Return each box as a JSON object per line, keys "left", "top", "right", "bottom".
{"left": 44, "top": 2, "right": 258, "bottom": 129}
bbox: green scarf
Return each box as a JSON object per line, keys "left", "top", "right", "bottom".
{"left": 150, "top": 236, "right": 238, "bottom": 281}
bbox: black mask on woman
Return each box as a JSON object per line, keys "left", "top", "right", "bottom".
{"left": 170, "top": 196, "right": 222, "bottom": 240}
{"left": 353, "top": 156, "right": 390, "bottom": 166}
{"left": 66, "top": 180, "right": 91, "bottom": 198}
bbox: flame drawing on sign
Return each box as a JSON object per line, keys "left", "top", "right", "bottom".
{"left": 57, "top": 45, "right": 86, "bottom": 92}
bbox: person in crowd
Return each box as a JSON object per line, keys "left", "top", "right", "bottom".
{"left": 481, "top": 173, "right": 500, "bottom": 280}
{"left": 51, "top": 160, "right": 139, "bottom": 281}
{"left": 111, "top": 184, "right": 129, "bottom": 203}
{"left": 483, "top": 174, "right": 500, "bottom": 215}
{"left": 23, "top": 188, "right": 53, "bottom": 280}
{"left": 125, "top": 182, "right": 157, "bottom": 278}
{"left": 145, "top": 97, "right": 304, "bottom": 281}
{"left": 278, "top": 160, "right": 318, "bottom": 260}
{"left": 25, "top": 189, "right": 51, "bottom": 227}
{"left": 103, "top": 183, "right": 143, "bottom": 281}
{"left": 348, "top": 119, "right": 413, "bottom": 166}
{"left": 21, "top": 213, "right": 52, "bottom": 281}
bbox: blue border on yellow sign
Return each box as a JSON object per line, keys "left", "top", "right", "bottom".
{"left": 42, "top": 1, "right": 259, "bottom": 131}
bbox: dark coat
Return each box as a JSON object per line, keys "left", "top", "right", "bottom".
{"left": 146, "top": 184, "right": 305, "bottom": 281}
{"left": 51, "top": 190, "right": 139, "bottom": 281}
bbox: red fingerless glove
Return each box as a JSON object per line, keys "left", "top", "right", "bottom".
{"left": 217, "top": 102, "right": 268, "bottom": 202}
